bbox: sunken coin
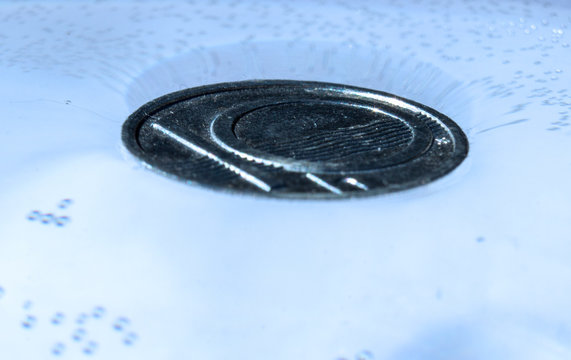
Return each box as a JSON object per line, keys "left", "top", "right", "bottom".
{"left": 122, "top": 80, "right": 468, "bottom": 199}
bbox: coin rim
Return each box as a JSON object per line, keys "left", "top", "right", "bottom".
{"left": 121, "top": 80, "right": 469, "bottom": 199}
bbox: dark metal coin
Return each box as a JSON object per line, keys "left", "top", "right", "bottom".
{"left": 122, "top": 80, "right": 468, "bottom": 198}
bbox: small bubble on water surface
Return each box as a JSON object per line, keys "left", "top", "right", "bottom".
{"left": 51, "top": 342, "right": 65, "bottom": 356}
{"left": 123, "top": 332, "right": 139, "bottom": 346}
{"left": 41, "top": 213, "right": 55, "bottom": 224}
{"left": 113, "top": 317, "right": 130, "bottom": 331}
{"left": 27, "top": 210, "right": 41, "bottom": 221}
{"left": 92, "top": 306, "right": 106, "bottom": 319}
{"left": 83, "top": 341, "right": 98, "bottom": 355}
{"left": 55, "top": 216, "right": 70, "bottom": 227}
{"left": 22, "top": 315, "right": 37, "bottom": 329}
{"left": 72, "top": 328, "right": 86, "bottom": 342}
{"left": 58, "top": 199, "right": 73, "bottom": 209}
{"left": 76, "top": 313, "right": 88, "bottom": 325}
{"left": 51, "top": 312, "right": 65, "bottom": 325}
{"left": 355, "top": 350, "right": 374, "bottom": 360}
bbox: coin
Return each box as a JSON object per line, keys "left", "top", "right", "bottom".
{"left": 122, "top": 80, "right": 468, "bottom": 198}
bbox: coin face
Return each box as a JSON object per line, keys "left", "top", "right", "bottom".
{"left": 122, "top": 80, "right": 468, "bottom": 198}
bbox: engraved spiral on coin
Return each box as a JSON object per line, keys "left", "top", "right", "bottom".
{"left": 122, "top": 80, "right": 468, "bottom": 198}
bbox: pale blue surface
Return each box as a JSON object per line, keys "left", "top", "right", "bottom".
{"left": 0, "top": 1, "right": 570, "bottom": 359}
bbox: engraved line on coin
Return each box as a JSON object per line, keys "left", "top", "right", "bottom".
{"left": 305, "top": 173, "right": 343, "bottom": 195}
{"left": 150, "top": 123, "right": 272, "bottom": 192}
{"left": 314, "top": 88, "right": 455, "bottom": 144}
{"left": 209, "top": 103, "right": 412, "bottom": 171}
{"left": 209, "top": 113, "right": 286, "bottom": 169}
{"left": 343, "top": 177, "right": 369, "bottom": 191}
{"left": 248, "top": 121, "right": 411, "bottom": 162}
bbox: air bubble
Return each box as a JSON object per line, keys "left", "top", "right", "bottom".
{"left": 22, "top": 315, "right": 37, "bottom": 329}
{"left": 83, "top": 341, "right": 98, "bottom": 355}
{"left": 58, "top": 199, "right": 73, "bottom": 209}
{"left": 22, "top": 300, "right": 33, "bottom": 310}
{"left": 64, "top": 100, "right": 71, "bottom": 105}
{"left": 0, "top": 286, "right": 4, "bottom": 299}
{"left": 113, "top": 317, "right": 130, "bottom": 331}
{"left": 27, "top": 210, "right": 41, "bottom": 221}
{"left": 52, "top": 342, "right": 66, "bottom": 356}
{"left": 76, "top": 313, "right": 88, "bottom": 325}
{"left": 123, "top": 332, "right": 138, "bottom": 346}
{"left": 72, "top": 328, "right": 86, "bottom": 342}
{"left": 40, "top": 213, "right": 55, "bottom": 224}
{"left": 54, "top": 216, "right": 70, "bottom": 227}
{"left": 51, "top": 312, "right": 65, "bottom": 325}
{"left": 92, "top": 306, "right": 106, "bottom": 319}
{"left": 355, "top": 350, "right": 374, "bottom": 360}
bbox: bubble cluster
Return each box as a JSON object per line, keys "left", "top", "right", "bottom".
{"left": 0, "top": 0, "right": 567, "bottom": 137}
{"left": 4, "top": 290, "right": 140, "bottom": 356}
{"left": 27, "top": 198, "right": 73, "bottom": 227}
